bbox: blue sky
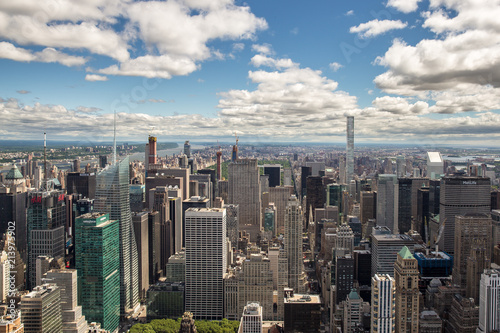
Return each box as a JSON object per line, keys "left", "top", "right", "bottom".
{"left": 0, "top": 0, "right": 499, "bottom": 146}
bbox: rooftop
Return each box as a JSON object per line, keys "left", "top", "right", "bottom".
{"left": 284, "top": 294, "right": 321, "bottom": 304}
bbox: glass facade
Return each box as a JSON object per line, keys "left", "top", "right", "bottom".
{"left": 146, "top": 282, "right": 184, "bottom": 320}
{"left": 95, "top": 156, "right": 140, "bottom": 314}
{"left": 76, "top": 213, "right": 120, "bottom": 332}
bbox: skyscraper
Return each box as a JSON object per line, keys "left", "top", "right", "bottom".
{"left": 239, "top": 302, "right": 263, "bottom": 333}
{"left": 439, "top": 176, "right": 491, "bottom": 254}
{"left": 285, "top": 195, "right": 303, "bottom": 291}
{"left": 394, "top": 246, "right": 419, "bottom": 333}
{"left": 21, "top": 284, "right": 62, "bottom": 333}
{"left": 185, "top": 208, "right": 227, "bottom": 320}
{"left": 75, "top": 213, "right": 120, "bottom": 333}
{"left": 94, "top": 156, "right": 140, "bottom": 315}
{"left": 346, "top": 116, "right": 354, "bottom": 185}
{"left": 478, "top": 269, "right": 500, "bottom": 333}
{"left": 228, "top": 159, "right": 261, "bottom": 241}
{"left": 376, "top": 174, "right": 398, "bottom": 232}
{"left": 371, "top": 274, "right": 395, "bottom": 333}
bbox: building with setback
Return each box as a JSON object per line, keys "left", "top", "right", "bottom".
{"left": 228, "top": 159, "right": 261, "bottom": 242}
{"left": 21, "top": 284, "right": 62, "bottom": 333}
{"left": 394, "top": 247, "right": 419, "bottom": 333}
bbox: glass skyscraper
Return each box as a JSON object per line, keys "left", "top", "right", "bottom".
{"left": 76, "top": 213, "right": 120, "bottom": 332}
{"left": 94, "top": 156, "right": 140, "bottom": 315}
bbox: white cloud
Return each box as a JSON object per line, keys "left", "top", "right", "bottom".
{"left": 387, "top": 0, "right": 422, "bottom": 13}
{"left": 233, "top": 43, "right": 245, "bottom": 52}
{"left": 16, "top": 90, "right": 30, "bottom": 94}
{"left": 85, "top": 74, "right": 108, "bottom": 82}
{"left": 250, "top": 55, "right": 297, "bottom": 69}
{"left": 0, "top": 42, "right": 87, "bottom": 66}
{"left": 252, "top": 43, "right": 274, "bottom": 55}
{"left": 0, "top": 0, "right": 268, "bottom": 79}
{"left": 345, "top": 10, "right": 354, "bottom": 16}
{"left": 350, "top": 19, "right": 408, "bottom": 38}
{"left": 329, "top": 62, "right": 343, "bottom": 72}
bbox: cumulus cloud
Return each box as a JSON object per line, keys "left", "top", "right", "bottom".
{"left": 345, "top": 10, "right": 354, "bottom": 16}
{"left": 387, "top": 0, "right": 422, "bottom": 13}
{"left": 252, "top": 43, "right": 274, "bottom": 55}
{"left": 350, "top": 19, "right": 408, "bottom": 38}
{"left": 329, "top": 62, "right": 343, "bottom": 72}
{"left": 250, "top": 55, "right": 297, "bottom": 69}
{"left": 0, "top": 0, "right": 267, "bottom": 78}
{"left": 85, "top": 74, "right": 108, "bottom": 82}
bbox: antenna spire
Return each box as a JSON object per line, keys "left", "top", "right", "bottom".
{"left": 113, "top": 111, "right": 117, "bottom": 165}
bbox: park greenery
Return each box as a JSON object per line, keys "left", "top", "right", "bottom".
{"left": 129, "top": 318, "right": 239, "bottom": 333}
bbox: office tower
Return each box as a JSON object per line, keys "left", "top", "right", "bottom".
{"left": 343, "top": 289, "right": 365, "bottom": 333}
{"left": 237, "top": 254, "right": 274, "bottom": 321}
{"left": 419, "top": 310, "right": 442, "bottom": 333}
{"left": 146, "top": 282, "right": 184, "bottom": 321}
{"left": 466, "top": 240, "right": 491, "bottom": 303}
{"left": 371, "top": 274, "right": 396, "bottom": 333}
{"left": 269, "top": 186, "right": 294, "bottom": 234}
{"left": 239, "top": 302, "right": 263, "bottom": 333}
{"left": 264, "top": 207, "right": 275, "bottom": 234}
{"left": 263, "top": 164, "right": 281, "bottom": 188}
{"left": 285, "top": 195, "right": 303, "bottom": 291}
{"left": 414, "top": 251, "right": 453, "bottom": 279}
{"left": 129, "top": 184, "right": 145, "bottom": 212}
{"left": 184, "top": 140, "right": 191, "bottom": 158}
{"left": 478, "top": 269, "right": 500, "bottom": 332}
{"left": 228, "top": 159, "right": 261, "bottom": 242}
{"left": 417, "top": 187, "right": 429, "bottom": 240}
{"left": 72, "top": 159, "right": 80, "bottom": 173}
{"left": 300, "top": 166, "right": 312, "bottom": 198}
{"left": 347, "top": 216, "right": 362, "bottom": 246}
{"left": 354, "top": 249, "right": 372, "bottom": 287}
{"left": 0, "top": 234, "right": 24, "bottom": 291}
{"left": 98, "top": 155, "right": 108, "bottom": 169}
{"left": 0, "top": 165, "right": 28, "bottom": 262}
{"left": 66, "top": 172, "right": 96, "bottom": 199}
{"left": 0, "top": 252, "right": 8, "bottom": 303}
{"left": 26, "top": 186, "right": 66, "bottom": 290}
{"left": 284, "top": 294, "right": 321, "bottom": 332}
{"left": 223, "top": 272, "right": 239, "bottom": 320}
{"left": 396, "top": 156, "right": 405, "bottom": 177}
{"left": 168, "top": 196, "right": 182, "bottom": 254}
{"left": 439, "top": 176, "right": 490, "bottom": 254}
{"left": 397, "top": 178, "right": 412, "bottom": 234}
{"left": 21, "top": 284, "right": 62, "bottom": 333}
{"left": 360, "top": 190, "right": 376, "bottom": 225}
{"left": 447, "top": 294, "right": 479, "bottom": 333}
{"left": 346, "top": 116, "right": 354, "bottom": 184}
{"left": 426, "top": 152, "right": 443, "bottom": 179}
{"left": 306, "top": 161, "right": 325, "bottom": 177}
{"left": 428, "top": 179, "right": 440, "bottom": 216}
{"left": 371, "top": 226, "right": 416, "bottom": 277}
{"left": 165, "top": 251, "right": 185, "bottom": 283}
{"left": 305, "top": 176, "right": 325, "bottom": 228}
{"left": 453, "top": 214, "right": 492, "bottom": 289}
{"left": 148, "top": 211, "right": 161, "bottom": 283}
{"left": 95, "top": 156, "right": 139, "bottom": 315}
{"left": 45, "top": 269, "right": 88, "bottom": 333}
{"left": 394, "top": 246, "right": 419, "bottom": 333}
{"left": 145, "top": 135, "right": 158, "bottom": 173}
{"left": 376, "top": 174, "right": 398, "bottom": 232}
{"left": 216, "top": 150, "right": 222, "bottom": 180}
{"left": 75, "top": 213, "right": 120, "bottom": 332}
{"left": 221, "top": 203, "right": 238, "bottom": 251}
{"left": 147, "top": 168, "right": 190, "bottom": 201}
{"left": 0, "top": 312, "right": 24, "bottom": 332}
{"left": 132, "top": 212, "right": 149, "bottom": 299}
{"left": 185, "top": 208, "right": 227, "bottom": 320}
{"left": 334, "top": 254, "right": 354, "bottom": 304}
{"left": 284, "top": 168, "right": 292, "bottom": 186}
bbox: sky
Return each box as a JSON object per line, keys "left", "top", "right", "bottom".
{"left": 1, "top": 0, "right": 500, "bottom": 146}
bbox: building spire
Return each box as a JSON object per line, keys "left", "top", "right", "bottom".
{"left": 113, "top": 110, "right": 117, "bottom": 165}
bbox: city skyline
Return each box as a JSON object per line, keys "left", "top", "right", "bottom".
{"left": 0, "top": 0, "right": 500, "bottom": 145}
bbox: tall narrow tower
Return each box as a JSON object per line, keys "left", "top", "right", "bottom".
{"left": 394, "top": 246, "right": 419, "bottom": 333}
{"left": 346, "top": 116, "right": 354, "bottom": 185}
{"left": 285, "top": 195, "right": 303, "bottom": 292}
{"left": 371, "top": 274, "right": 395, "bottom": 333}
{"left": 149, "top": 136, "right": 157, "bottom": 165}
{"left": 95, "top": 156, "right": 140, "bottom": 315}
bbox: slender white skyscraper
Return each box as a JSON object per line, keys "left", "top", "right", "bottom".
{"left": 285, "top": 195, "right": 303, "bottom": 291}
{"left": 346, "top": 116, "right": 354, "bottom": 185}
{"left": 185, "top": 208, "right": 227, "bottom": 320}
{"left": 478, "top": 269, "right": 500, "bottom": 332}
{"left": 371, "top": 274, "right": 395, "bottom": 333}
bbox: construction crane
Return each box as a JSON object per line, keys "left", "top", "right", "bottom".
{"left": 434, "top": 218, "right": 446, "bottom": 252}
{"left": 149, "top": 126, "right": 155, "bottom": 136}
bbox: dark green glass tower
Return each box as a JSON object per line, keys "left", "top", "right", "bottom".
{"left": 75, "top": 213, "right": 120, "bottom": 332}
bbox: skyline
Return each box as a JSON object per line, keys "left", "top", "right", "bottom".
{"left": 1, "top": 0, "right": 499, "bottom": 145}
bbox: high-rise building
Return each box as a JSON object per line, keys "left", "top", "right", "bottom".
{"left": 334, "top": 254, "right": 354, "bottom": 305}
{"left": 360, "top": 190, "right": 376, "bottom": 225}
{"left": 185, "top": 208, "right": 227, "bottom": 320}
{"left": 66, "top": 172, "right": 96, "bottom": 199}
{"left": 397, "top": 178, "right": 413, "bottom": 234}
{"left": 346, "top": 116, "right": 354, "bottom": 185}
{"left": 239, "top": 302, "right": 263, "bottom": 333}
{"left": 263, "top": 164, "right": 281, "bottom": 188}
{"left": 376, "top": 175, "right": 398, "bottom": 232}
{"left": 447, "top": 294, "right": 479, "bottom": 333}
{"left": 75, "top": 213, "right": 120, "bottom": 333}
{"left": 21, "top": 284, "right": 62, "bottom": 333}
{"left": 26, "top": 186, "right": 66, "bottom": 290}
{"left": 94, "top": 156, "right": 140, "bottom": 315}
{"left": 45, "top": 269, "right": 88, "bottom": 333}
{"left": 0, "top": 252, "right": 8, "bottom": 303}
{"left": 285, "top": 195, "right": 303, "bottom": 291}
{"left": 419, "top": 310, "right": 442, "bottom": 333}
{"left": 343, "top": 289, "right": 365, "bottom": 333}
{"left": 146, "top": 282, "right": 184, "bottom": 321}
{"left": 453, "top": 214, "right": 492, "bottom": 290}
{"left": 300, "top": 166, "right": 312, "bottom": 198}
{"left": 184, "top": 140, "right": 191, "bottom": 158}
{"left": 148, "top": 211, "right": 161, "bottom": 283}
{"left": 439, "top": 176, "right": 490, "bottom": 254}
{"left": 305, "top": 176, "right": 325, "bottom": 228}
{"left": 394, "top": 246, "right": 419, "bottom": 333}
{"left": 426, "top": 152, "right": 443, "bottom": 179}
{"left": 284, "top": 294, "right": 321, "bottom": 333}
{"left": 165, "top": 251, "right": 185, "bottom": 283}
{"left": 371, "top": 274, "right": 395, "bottom": 333}
{"left": 371, "top": 227, "right": 416, "bottom": 277}
{"left": 269, "top": 186, "right": 294, "bottom": 234}
{"left": 228, "top": 159, "right": 261, "bottom": 242}
{"left": 132, "top": 212, "right": 149, "bottom": 299}
{"left": 478, "top": 269, "right": 500, "bottom": 333}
